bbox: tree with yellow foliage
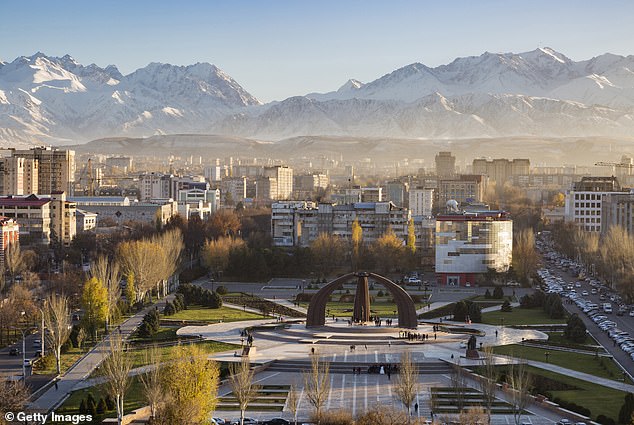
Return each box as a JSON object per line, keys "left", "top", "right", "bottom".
{"left": 371, "top": 227, "right": 405, "bottom": 273}
{"left": 156, "top": 345, "right": 220, "bottom": 425}
{"left": 201, "top": 236, "right": 245, "bottom": 277}
{"left": 351, "top": 219, "right": 363, "bottom": 270}
{"left": 81, "top": 277, "right": 108, "bottom": 340}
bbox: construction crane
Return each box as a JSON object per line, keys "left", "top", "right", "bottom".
{"left": 77, "top": 158, "right": 95, "bottom": 195}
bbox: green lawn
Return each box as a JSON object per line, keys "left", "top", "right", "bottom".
{"left": 481, "top": 307, "right": 567, "bottom": 326}
{"left": 524, "top": 366, "right": 624, "bottom": 421}
{"left": 54, "top": 376, "right": 146, "bottom": 423}
{"left": 491, "top": 344, "right": 631, "bottom": 383}
{"left": 298, "top": 301, "right": 426, "bottom": 317}
{"left": 165, "top": 305, "right": 265, "bottom": 322}
{"left": 127, "top": 340, "right": 239, "bottom": 369}
{"left": 34, "top": 346, "right": 86, "bottom": 375}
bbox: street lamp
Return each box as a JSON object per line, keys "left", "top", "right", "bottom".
{"left": 545, "top": 351, "right": 550, "bottom": 363}
{"left": 11, "top": 327, "right": 30, "bottom": 379}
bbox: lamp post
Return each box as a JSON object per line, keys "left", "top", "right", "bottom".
{"left": 545, "top": 351, "right": 550, "bottom": 363}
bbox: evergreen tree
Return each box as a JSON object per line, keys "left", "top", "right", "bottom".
{"left": 564, "top": 314, "right": 587, "bottom": 343}
{"left": 618, "top": 392, "right": 634, "bottom": 424}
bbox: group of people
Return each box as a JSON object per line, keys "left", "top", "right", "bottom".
{"left": 400, "top": 331, "right": 436, "bottom": 342}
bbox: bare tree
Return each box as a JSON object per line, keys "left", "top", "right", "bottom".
{"left": 43, "top": 294, "right": 72, "bottom": 375}
{"left": 507, "top": 360, "right": 532, "bottom": 425}
{"left": 458, "top": 406, "right": 489, "bottom": 425}
{"left": 157, "top": 229, "right": 183, "bottom": 297}
{"left": 450, "top": 359, "right": 467, "bottom": 413}
{"left": 0, "top": 379, "right": 29, "bottom": 418}
{"left": 513, "top": 229, "right": 538, "bottom": 285}
{"left": 286, "top": 384, "right": 300, "bottom": 425}
{"left": 479, "top": 347, "right": 499, "bottom": 423}
{"left": 303, "top": 353, "right": 330, "bottom": 425}
{"left": 117, "top": 239, "right": 165, "bottom": 302}
{"left": 229, "top": 356, "right": 260, "bottom": 425}
{"left": 139, "top": 345, "right": 163, "bottom": 421}
{"left": 102, "top": 332, "right": 133, "bottom": 425}
{"left": 4, "top": 242, "right": 23, "bottom": 285}
{"left": 393, "top": 351, "right": 420, "bottom": 424}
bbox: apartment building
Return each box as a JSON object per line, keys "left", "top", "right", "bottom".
{"left": 564, "top": 176, "right": 626, "bottom": 232}
{"left": 11, "top": 146, "right": 75, "bottom": 194}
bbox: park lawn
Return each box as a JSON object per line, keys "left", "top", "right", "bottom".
{"left": 481, "top": 307, "right": 567, "bottom": 326}
{"left": 491, "top": 344, "right": 631, "bottom": 383}
{"left": 35, "top": 345, "right": 86, "bottom": 375}
{"left": 127, "top": 340, "right": 240, "bottom": 369}
{"left": 165, "top": 305, "right": 265, "bottom": 322}
{"left": 298, "top": 301, "right": 426, "bottom": 317}
{"left": 525, "top": 366, "right": 625, "bottom": 421}
{"left": 54, "top": 376, "right": 146, "bottom": 423}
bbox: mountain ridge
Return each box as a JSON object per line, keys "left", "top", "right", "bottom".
{"left": 3, "top": 48, "right": 634, "bottom": 146}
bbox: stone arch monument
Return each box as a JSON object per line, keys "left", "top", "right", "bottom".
{"left": 306, "top": 272, "right": 418, "bottom": 329}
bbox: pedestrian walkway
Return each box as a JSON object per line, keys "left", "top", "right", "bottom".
{"left": 29, "top": 295, "right": 174, "bottom": 413}
{"left": 264, "top": 298, "right": 308, "bottom": 315}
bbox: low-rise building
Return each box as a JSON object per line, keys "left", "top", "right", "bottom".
{"left": 435, "top": 210, "right": 512, "bottom": 286}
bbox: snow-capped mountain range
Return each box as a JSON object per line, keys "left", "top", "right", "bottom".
{"left": 2, "top": 47, "right": 634, "bottom": 145}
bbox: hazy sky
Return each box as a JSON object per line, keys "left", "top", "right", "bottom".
{"left": 2, "top": 0, "right": 632, "bottom": 102}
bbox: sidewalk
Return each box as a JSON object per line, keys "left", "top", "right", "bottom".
{"left": 28, "top": 295, "right": 174, "bottom": 413}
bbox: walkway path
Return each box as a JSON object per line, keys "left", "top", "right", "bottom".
{"left": 29, "top": 295, "right": 174, "bottom": 413}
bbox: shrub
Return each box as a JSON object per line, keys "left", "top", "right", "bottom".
{"left": 596, "top": 415, "right": 615, "bottom": 425}
{"left": 619, "top": 393, "right": 634, "bottom": 425}
{"left": 377, "top": 290, "right": 385, "bottom": 297}
{"left": 501, "top": 299, "right": 513, "bottom": 312}
{"left": 96, "top": 398, "right": 106, "bottom": 414}
{"left": 163, "top": 302, "right": 176, "bottom": 316}
{"left": 356, "top": 406, "right": 410, "bottom": 425}
{"left": 86, "top": 394, "right": 97, "bottom": 417}
{"left": 484, "top": 289, "right": 492, "bottom": 299}
{"left": 105, "top": 394, "right": 115, "bottom": 411}
{"left": 314, "top": 409, "right": 354, "bottom": 425}
{"left": 564, "top": 313, "right": 587, "bottom": 343}
{"left": 79, "top": 399, "right": 87, "bottom": 415}
{"left": 138, "top": 308, "right": 161, "bottom": 338}
{"left": 493, "top": 286, "right": 504, "bottom": 299}
{"left": 215, "top": 285, "right": 228, "bottom": 295}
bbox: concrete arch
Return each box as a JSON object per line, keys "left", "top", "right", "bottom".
{"left": 306, "top": 272, "right": 418, "bottom": 329}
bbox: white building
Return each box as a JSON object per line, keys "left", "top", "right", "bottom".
{"left": 564, "top": 176, "right": 625, "bottom": 232}
{"left": 139, "top": 173, "right": 171, "bottom": 201}
{"left": 409, "top": 188, "right": 434, "bottom": 217}
{"left": 435, "top": 211, "right": 512, "bottom": 286}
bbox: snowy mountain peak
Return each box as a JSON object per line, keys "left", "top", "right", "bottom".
{"left": 337, "top": 79, "right": 364, "bottom": 92}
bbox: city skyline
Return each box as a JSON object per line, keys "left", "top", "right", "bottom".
{"left": 2, "top": 0, "right": 633, "bottom": 102}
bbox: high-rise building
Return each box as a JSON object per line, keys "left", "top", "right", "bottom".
{"left": 11, "top": 146, "right": 75, "bottom": 194}
{"left": 263, "top": 166, "right": 293, "bottom": 200}
{"left": 472, "top": 158, "right": 530, "bottom": 185}
{"left": 220, "top": 177, "right": 247, "bottom": 205}
{"left": 435, "top": 151, "right": 456, "bottom": 178}
{"left": 409, "top": 188, "right": 434, "bottom": 217}
{"left": 386, "top": 180, "right": 409, "bottom": 207}
{"left": 139, "top": 172, "right": 171, "bottom": 201}
{"left": 0, "top": 157, "right": 38, "bottom": 195}
{"left": 0, "top": 216, "right": 19, "bottom": 271}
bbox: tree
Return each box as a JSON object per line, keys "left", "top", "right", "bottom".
{"left": 508, "top": 360, "right": 532, "bottom": 425}
{"left": 619, "top": 393, "right": 634, "bottom": 425}
{"left": 351, "top": 219, "right": 363, "bottom": 271}
{"left": 157, "top": 345, "right": 220, "bottom": 425}
{"left": 117, "top": 239, "right": 166, "bottom": 302}
{"left": 407, "top": 218, "right": 416, "bottom": 254}
{"left": 371, "top": 227, "right": 405, "bottom": 273}
{"left": 513, "top": 229, "right": 538, "bottom": 285}
{"left": 303, "top": 353, "right": 330, "bottom": 424}
{"left": 138, "top": 308, "right": 160, "bottom": 338}
{"left": 492, "top": 286, "right": 504, "bottom": 299}
{"left": 479, "top": 346, "right": 499, "bottom": 423}
{"left": 228, "top": 357, "right": 260, "bottom": 425}
{"left": 124, "top": 272, "right": 136, "bottom": 309}
{"left": 393, "top": 351, "right": 419, "bottom": 423}
{"left": 81, "top": 277, "right": 108, "bottom": 340}
{"left": 207, "top": 209, "right": 241, "bottom": 239}
{"left": 156, "top": 229, "right": 184, "bottom": 297}
{"left": 0, "top": 379, "right": 29, "bottom": 420}
{"left": 356, "top": 406, "right": 411, "bottom": 425}
{"left": 286, "top": 384, "right": 300, "bottom": 425}
{"left": 76, "top": 327, "right": 86, "bottom": 352}
{"left": 564, "top": 314, "right": 587, "bottom": 343}
{"left": 4, "top": 242, "right": 23, "bottom": 285}
{"left": 310, "top": 233, "right": 346, "bottom": 276}
{"left": 43, "top": 294, "right": 72, "bottom": 375}
{"left": 202, "top": 237, "right": 245, "bottom": 276}
{"left": 501, "top": 299, "right": 513, "bottom": 312}
{"left": 102, "top": 332, "right": 132, "bottom": 425}
{"left": 90, "top": 255, "right": 121, "bottom": 330}
{"left": 139, "top": 345, "right": 163, "bottom": 421}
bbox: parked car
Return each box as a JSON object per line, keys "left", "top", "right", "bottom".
{"left": 263, "top": 419, "right": 291, "bottom": 425}
{"left": 9, "top": 348, "right": 19, "bottom": 356}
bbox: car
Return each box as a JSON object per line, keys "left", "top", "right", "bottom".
{"left": 407, "top": 277, "right": 422, "bottom": 285}
{"left": 32, "top": 338, "right": 41, "bottom": 348}
{"left": 8, "top": 348, "right": 19, "bottom": 356}
{"left": 210, "top": 419, "right": 227, "bottom": 425}
{"left": 263, "top": 419, "right": 291, "bottom": 425}
{"left": 581, "top": 290, "right": 589, "bottom": 296}
{"left": 23, "top": 359, "right": 32, "bottom": 367}
{"left": 230, "top": 419, "right": 258, "bottom": 425}
{"left": 72, "top": 314, "right": 80, "bottom": 321}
